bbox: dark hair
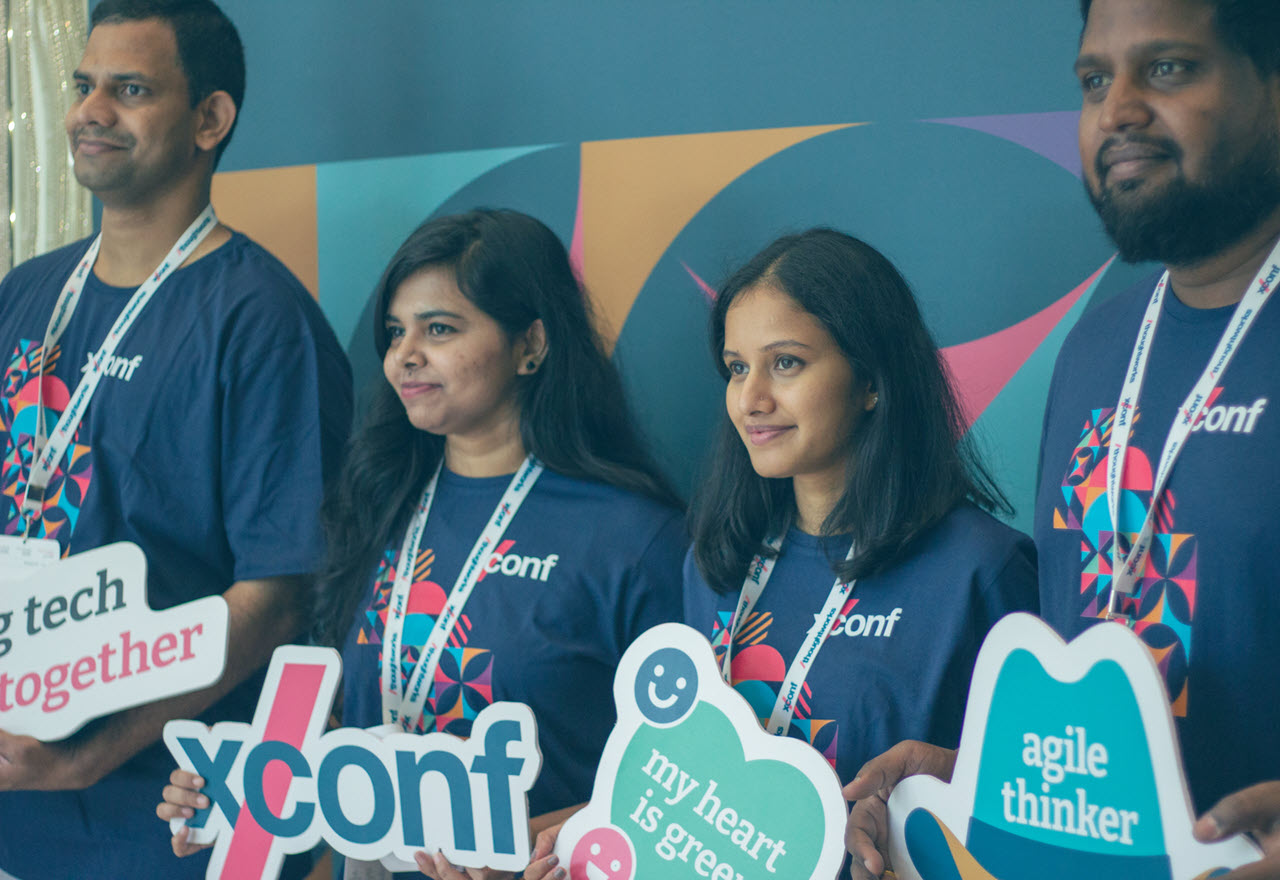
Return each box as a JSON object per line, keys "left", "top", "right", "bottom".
{"left": 315, "top": 208, "right": 680, "bottom": 647}
{"left": 91, "top": 0, "right": 245, "bottom": 164}
{"left": 1079, "top": 0, "right": 1280, "bottom": 77}
{"left": 690, "top": 228, "right": 1011, "bottom": 594}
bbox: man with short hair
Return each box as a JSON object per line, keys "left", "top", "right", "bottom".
{"left": 0, "top": 1, "right": 351, "bottom": 876}
{"left": 843, "top": 1, "right": 1280, "bottom": 876}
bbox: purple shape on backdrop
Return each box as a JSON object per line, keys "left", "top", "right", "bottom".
{"left": 928, "top": 111, "right": 1083, "bottom": 178}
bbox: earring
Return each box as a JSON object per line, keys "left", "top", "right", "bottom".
{"left": 526, "top": 360, "right": 537, "bottom": 372}
{"left": 868, "top": 393, "right": 879, "bottom": 410}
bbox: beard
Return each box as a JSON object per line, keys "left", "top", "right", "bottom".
{"left": 1087, "top": 128, "right": 1280, "bottom": 266}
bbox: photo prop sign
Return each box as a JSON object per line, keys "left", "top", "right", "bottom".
{"left": 886, "top": 612, "right": 1261, "bottom": 880}
{"left": 0, "top": 541, "right": 228, "bottom": 741}
{"left": 554, "top": 623, "right": 848, "bottom": 880}
{"left": 164, "top": 646, "right": 542, "bottom": 880}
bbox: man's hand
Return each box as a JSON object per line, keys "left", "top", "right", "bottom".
{"left": 842, "top": 741, "right": 957, "bottom": 879}
{"left": 1194, "top": 781, "right": 1280, "bottom": 879}
{"left": 0, "top": 727, "right": 88, "bottom": 791}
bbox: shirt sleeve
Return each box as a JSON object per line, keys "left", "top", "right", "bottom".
{"left": 218, "top": 294, "right": 353, "bottom": 582}
{"left": 613, "top": 510, "right": 688, "bottom": 655}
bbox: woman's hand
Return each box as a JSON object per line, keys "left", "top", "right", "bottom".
{"left": 155, "top": 768, "right": 214, "bottom": 858}
{"left": 412, "top": 850, "right": 514, "bottom": 880}
{"left": 522, "top": 823, "right": 566, "bottom": 880}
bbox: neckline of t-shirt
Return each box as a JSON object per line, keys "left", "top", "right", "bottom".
{"left": 1162, "top": 280, "right": 1248, "bottom": 326}
{"left": 437, "top": 465, "right": 528, "bottom": 491}
{"left": 783, "top": 526, "right": 853, "bottom": 554}
{"left": 81, "top": 232, "right": 244, "bottom": 296}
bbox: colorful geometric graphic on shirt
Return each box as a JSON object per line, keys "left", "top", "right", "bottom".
{"left": 706, "top": 608, "right": 839, "bottom": 768}
{"left": 1052, "top": 406, "right": 1197, "bottom": 715}
{"left": 0, "top": 339, "right": 94, "bottom": 552}
{"left": 359, "top": 544, "right": 496, "bottom": 734}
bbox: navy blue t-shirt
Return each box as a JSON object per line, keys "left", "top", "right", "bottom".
{"left": 341, "top": 467, "right": 686, "bottom": 827}
{"left": 0, "top": 233, "right": 352, "bottom": 878}
{"left": 1036, "top": 272, "right": 1280, "bottom": 814}
{"left": 683, "top": 504, "right": 1038, "bottom": 785}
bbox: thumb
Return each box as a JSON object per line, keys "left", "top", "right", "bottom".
{"left": 1195, "top": 782, "right": 1280, "bottom": 841}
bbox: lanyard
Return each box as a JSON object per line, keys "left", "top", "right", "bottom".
{"left": 381, "top": 456, "right": 543, "bottom": 732}
{"left": 720, "top": 534, "right": 856, "bottom": 736}
{"left": 1106, "top": 238, "right": 1279, "bottom": 610}
{"left": 19, "top": 205, "right": 218, "bottom": 536}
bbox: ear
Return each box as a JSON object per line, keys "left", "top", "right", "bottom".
{"left": 515, "top": 318, "right": 549, "bottom": 375}
{"left": 193, "top": 90, "right": 237, "bottom": 156}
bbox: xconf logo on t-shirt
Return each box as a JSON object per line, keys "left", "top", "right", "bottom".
{"left": 1190, "top": 387, "right": 1267, "bottom": 435}
{"left": 821, "top": 597, "right": 905, "bottom": 640}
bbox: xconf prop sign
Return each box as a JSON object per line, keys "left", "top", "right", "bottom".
{"left": 0, "top": 542, "right": 228, "bottom": 741}
{"left": 554, "top": 623, "right": 848, "bottom": 880}
{"left": 886, "top": 613, "right": 1260, "bottom": 880}
{"left": 164, "top": 646, "right": 541, "bottom": 880}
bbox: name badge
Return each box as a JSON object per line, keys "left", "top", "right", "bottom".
{"left": 0, "top": 535, "right": 61, "bottom": 583}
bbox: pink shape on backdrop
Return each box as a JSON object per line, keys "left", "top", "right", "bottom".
{"left": 942, "top": 259, "right": 1112, "bottom": 428}
{"left": 220, "top": 662, "right": 328, "bottom": 879}
{"left": 682, "top": 262, "right": 718, "bottom": 301}
{"left": 569, "top": 183, "right": 585, "bottom": 285}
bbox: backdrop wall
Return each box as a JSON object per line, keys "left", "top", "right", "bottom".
{"left": 161, "top": 1, "right": 1159, "bottom": 531}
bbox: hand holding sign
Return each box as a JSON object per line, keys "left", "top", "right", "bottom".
{"left": 164, "top": 645, "right": 542, "bottom": 880}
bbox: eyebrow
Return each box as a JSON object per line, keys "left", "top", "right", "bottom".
{"left": 722, "top": 339, "right": 814, "bottom": 358}
{"left": 73, "top": 70, "right": 156, "bottom": 83}
{"left": 1075, "top": 40, "right": 1206, "bottom": 72}
{"left": 385, "top": 309, "right": 465, "bottom": 323}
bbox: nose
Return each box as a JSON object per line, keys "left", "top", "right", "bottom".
{"left": 66, "top": 84, "right": 117, "bottom": 134}
{"left": 1097, "top": 72, "right": 1153, "bottom": 133}
{"left": 733, "top": 368, "right": 775, "bottom": 417}
{"left": 387, "top": 332, "right": 426, "bottom": 373}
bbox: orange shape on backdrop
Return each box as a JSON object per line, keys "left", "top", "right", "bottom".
{"left": 579, "top": 124, "right": 854, "bottom": 347}
{"left": 211, "top": 164, "right": 319, "bottom": 297}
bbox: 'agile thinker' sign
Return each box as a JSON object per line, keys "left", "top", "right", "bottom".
{"left": 0, "top": 542, "right": 229, "bottom": 741}
{"left": 886, "top": 613, "right": 1260, "bottom": 880}
{"left": 554, "top": 623, "right": 848, "bottom": 880}
{"left": 164, "top": 646, "right": 541, "bottom": 880}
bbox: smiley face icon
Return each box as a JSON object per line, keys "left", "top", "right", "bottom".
{"left": 570, "top": 825, "right": 635, "bottom": 880}
{"left": 634, "top": 646, "right": 698, "bottom": 725}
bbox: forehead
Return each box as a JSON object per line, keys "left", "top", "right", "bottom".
{"left": 1080, "top": 0, "right": 1223, "bottom": 59}
{"left": 80, "top": 19, "right": 184, "bottom": 81}
{"left": 723, "top": 283, "right": 833, "bottom": 346}
{"left": 388, "top": 266, "right": 474, "bottom": 313}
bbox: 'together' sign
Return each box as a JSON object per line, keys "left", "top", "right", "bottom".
{"left": 0, "top": 542, "right": 228, "bottom": 741}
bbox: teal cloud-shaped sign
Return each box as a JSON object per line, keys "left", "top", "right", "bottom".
{"left": 886, "top": 613, "right": 1259, "bottom": 880}
{"left": 554, "top": 623, "right": 848, "bottom": 880}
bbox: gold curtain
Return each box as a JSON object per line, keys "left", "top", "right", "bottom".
{"left": 3, "top": 0, "right": 92, "bottom": 276}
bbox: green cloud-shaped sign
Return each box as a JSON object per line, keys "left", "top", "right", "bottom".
{"left": 554, "top": 623, "right": 848, "bottom": 880}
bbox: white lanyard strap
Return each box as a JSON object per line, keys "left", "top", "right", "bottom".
{"left": 1106, "top": 239, "right": 1279, "bottom": 604}
{"left": 381, "top": 457, "right": 543, "bottom": 732}
{"left": 721, "top": 535, "right": 856, "bottom": 735}
{"left": 19, "top": 206, "right": 218, "bottom": 534}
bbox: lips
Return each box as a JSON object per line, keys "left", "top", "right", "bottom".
{"left": 399, "top": 381, "right": 440, "bottom": 399}
{"left": 1098, "top": 141, "right": 1175, "bottom": 184}
{"left": 745, "top": 424, "right": 793, "bottom": 445}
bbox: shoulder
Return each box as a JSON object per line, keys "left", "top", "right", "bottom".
{"left": 912, "top": 504, "right": 1036, "bottom": 582}
{"left": 0, "top": 238, "right": 95, "bottom": 296}
{"left": 1055, "top": 269, "right": 1162, "bottom": 365}
{"left": 535, "top": 470, "right": 686, "bottom": 549}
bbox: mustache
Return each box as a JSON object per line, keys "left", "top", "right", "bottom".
{"left": 71, "top": 126, "right": 134, "bottom": 149}
{"left": 1093, "top": 134, "right": 1181, "bottom": 182}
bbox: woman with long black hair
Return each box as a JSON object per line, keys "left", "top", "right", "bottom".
{"left": 682, "top": 226, "right": 1037, "bottom": 785}
{"left": 161, "top": 209, "right": 685, "bottom": 880}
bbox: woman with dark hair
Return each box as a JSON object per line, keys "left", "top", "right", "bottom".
{"left": 683, "top": 227, "right": 1037, "bottom": 789}
{"left": 161, "top": 208, "right": 684, "bottom": 880}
